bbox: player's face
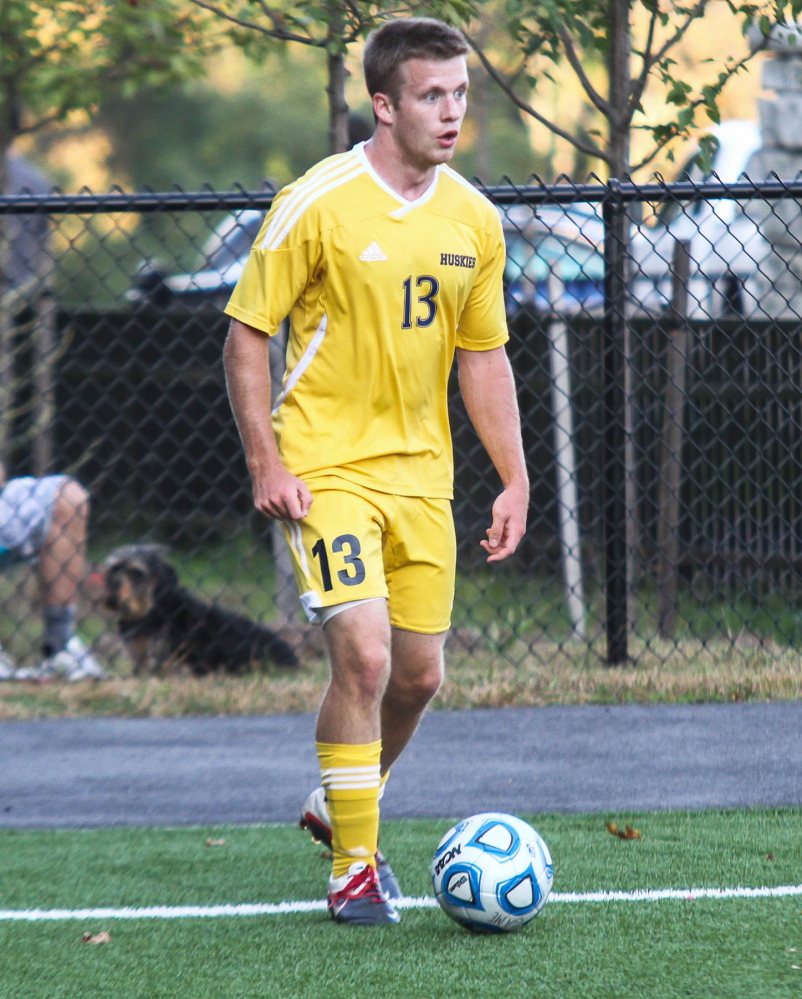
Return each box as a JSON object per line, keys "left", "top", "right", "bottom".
{"left": 389, "top": 56, "right": 468, "bottom": 169}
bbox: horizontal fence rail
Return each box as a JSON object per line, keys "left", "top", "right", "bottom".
{"left": 0, "top": 178, "right": 801, "bottom": 694}
{"left": 7, "top": 175, "right": 802, "bottom": 212}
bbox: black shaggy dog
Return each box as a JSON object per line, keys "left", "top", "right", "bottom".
{"left": 101, "top": 545, "right": 298, "bottom": 676}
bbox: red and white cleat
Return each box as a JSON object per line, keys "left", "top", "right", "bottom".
{"left": 300, "top": 786, "right": 402, "bottom": 900}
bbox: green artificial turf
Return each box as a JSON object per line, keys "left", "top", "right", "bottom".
{"left": 1, "top": 810, "right": 801, "bottom": 999}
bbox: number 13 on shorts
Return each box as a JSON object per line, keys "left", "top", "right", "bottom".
{"left": 310, "top": 535, "right": 366, "bottom": 591}
{"left": 281, "top": 484, "right": 456, "bottom": 634}
{"left": 281, "top": 488, "right": 389, "bottom": 622}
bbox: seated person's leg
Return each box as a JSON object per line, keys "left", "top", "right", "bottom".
{"left": 39, "top": 478, "right": 89, "bottom": 655}
{"left": 0, "top": 475, "right": 103, "bottom": 679}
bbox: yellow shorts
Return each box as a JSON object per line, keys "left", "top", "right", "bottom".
{"left": 281, "top": 482, "right": 456, "bottom": 634}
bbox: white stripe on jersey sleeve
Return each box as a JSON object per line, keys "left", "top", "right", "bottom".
{"left": 264, "top": 165, "right": 364, "bottom": 251}
{"left": 262, "top": 153, "right": 358, "bottom": 248}
{"left": 262, "top": 153, "right": 362, "bottom": 250}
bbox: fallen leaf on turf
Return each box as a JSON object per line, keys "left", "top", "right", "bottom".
{"left": 82, "top": 931, "right": 111, "bottom": 945}
{"left": 606, "top": 823, "right": 641, "bottom": 840}
{"left": 205, "top": 838, "right": 226, "bottom": 847}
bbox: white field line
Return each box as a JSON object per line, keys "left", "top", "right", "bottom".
{"left": 2, "top": 885, "right": 802, "bottom": 922}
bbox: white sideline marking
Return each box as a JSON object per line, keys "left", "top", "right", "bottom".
{"left": 2, "top": 885, "right": 802, "bottom": 922}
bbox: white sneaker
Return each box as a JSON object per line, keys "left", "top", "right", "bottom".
{"left": 0, "top": 642, "right": 17, "bottom": 680}
{"left": 15, "top": 637, "right": 106, "bottom": 682}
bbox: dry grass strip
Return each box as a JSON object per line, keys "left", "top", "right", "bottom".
{"left": 1, "top": 636, "right": 800, "bottom": 719}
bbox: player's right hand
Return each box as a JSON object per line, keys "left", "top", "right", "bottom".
{"left": 252, "top": 467, "right": 313, "bottom": 521}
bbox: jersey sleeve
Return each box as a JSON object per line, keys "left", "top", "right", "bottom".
{"left": 455, "top": 211, "right": 509, "bottom": 351}
{"left": 224, "top": 190, "right": 321, "bottom": 336}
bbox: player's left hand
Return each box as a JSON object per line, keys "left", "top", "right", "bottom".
{"left": 480, "top": 486, "right": 528, "bottom": 563}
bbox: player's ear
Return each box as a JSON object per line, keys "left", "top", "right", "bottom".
{"left": 373, "top": 91, "right": 394, "bottom": 125}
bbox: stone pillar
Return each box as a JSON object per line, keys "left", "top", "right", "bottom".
{"left": 745, "top": 24, "right": 802, "bottom": 317}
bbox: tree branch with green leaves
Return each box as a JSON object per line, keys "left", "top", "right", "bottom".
{"left": 189, "top": 0, "right": 477, "bottom": 154}
{"left": 462, "top": 0, "right": 802, "bottom": 177}
{"left": 0, "top": 0, "right": 216, "bottom": 186}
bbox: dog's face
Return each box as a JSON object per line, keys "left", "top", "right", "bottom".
{"left": 101, "top": 545, "right": 179, "bottom": 622}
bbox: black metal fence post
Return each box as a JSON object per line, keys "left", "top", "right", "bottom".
{"left": 602, "top": 181, "right": 629, "bottom": 665}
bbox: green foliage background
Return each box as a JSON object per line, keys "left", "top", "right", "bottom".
{"left": 91, "top": 55, "right": 541, "bottom": 192}
{"left": 96, "top": 57, "right": 331, "bottom": 191}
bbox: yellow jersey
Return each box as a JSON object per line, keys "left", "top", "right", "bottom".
{"left": 225, "top": 141, "right": 508, "bottom": 499}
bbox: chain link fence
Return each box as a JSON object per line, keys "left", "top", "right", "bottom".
{"left": 1, "top": 177, "right": 801, "bottom": 682}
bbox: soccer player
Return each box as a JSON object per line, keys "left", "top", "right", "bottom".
{"left": 223, "top": 17, "right": 528, "bottom": 925}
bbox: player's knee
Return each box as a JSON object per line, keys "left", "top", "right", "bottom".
{"left": 416, "top": 662, "right": 444, "bottom": 705}
{"left": 389, "top": 660, "right": 443, "bottom": 711}
{"left": 337, "top": 642, "right": 391, "bottom": 704}
{"left": 53, "top": 479, "right": 89, "bottom": 522}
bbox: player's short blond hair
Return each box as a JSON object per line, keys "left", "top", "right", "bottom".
{"left": 363, "top": 18, "right": 469, "bottom": 105}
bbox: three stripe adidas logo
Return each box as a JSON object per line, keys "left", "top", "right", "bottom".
{"left": 359, "top": 241, "right": 388, "bottom": 261}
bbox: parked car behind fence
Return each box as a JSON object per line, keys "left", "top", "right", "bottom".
{"left": 127, "top": 209, "right": 265, "bottom": 308}
{"left": 503, "top": 121, "right": 772, "bottom": 322}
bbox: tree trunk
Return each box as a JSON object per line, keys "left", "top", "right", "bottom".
{"left": 607, "top": 0, "right": 640, "bottom": 630}
{"left": 31, "top": 260, "right": 57, "bottom": 477}
{"left": 326, "top": 13, "right": 350, "bottom": 154}
{"left": 0, "top": 302, "right": 12, "bottom": 466}
{"left": 0, "top": 134, "right": 13, "bottom": 465}
{"left": 472, "top": 71, "right": 492, "bottom": 178}
{"left": 606, "top": 0, "right": 632, "bottom": 178}
{"left": 471, "top": 23, "right": 494, "bottom": 178}
{"left": 657, "top": 242, "right": 691, "bottom": 638}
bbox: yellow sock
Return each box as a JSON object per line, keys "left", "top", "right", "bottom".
{"left": 317, "top": 740, "right": 382, "bottom": 879}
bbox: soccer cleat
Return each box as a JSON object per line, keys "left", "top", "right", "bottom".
{"left": 300, "top": 786, "right": 332, "bottom": 846}
{"left": 15, "top": 637, "right": 106, "bottom": 682}
{"left": 300, "top": 786, "right": 402, "bottom": 900}
{"left": 327, "top": 862, "right": 400, "bottom": 926}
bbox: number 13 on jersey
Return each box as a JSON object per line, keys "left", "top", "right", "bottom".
{"left": 402, "top": 275, "right": 439, "bottom": 329}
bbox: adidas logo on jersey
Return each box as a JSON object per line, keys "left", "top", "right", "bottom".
{"left": 359, "top": 241, "right": 388, "bottom": 261}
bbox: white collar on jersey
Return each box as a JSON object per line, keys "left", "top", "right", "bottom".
{"left": 353, "top": 141, "right": 440, "bottom": 218}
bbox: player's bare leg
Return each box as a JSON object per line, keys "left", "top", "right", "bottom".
{"left": 316, "top": 600, "right": 392, "bottom": 746}
{"left": 315, "top": 601, "right": 399, "bottom": 923}
{"left": 380, "top": 628, "right": 446, "bottom": 774}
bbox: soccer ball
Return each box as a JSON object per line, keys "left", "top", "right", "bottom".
{"left": 431, "top": 812, "right": 553, "bottom": 933}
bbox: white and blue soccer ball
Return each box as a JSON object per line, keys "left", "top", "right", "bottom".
{"left": 431, "top": 812, "right": 553, "bottom": 933}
